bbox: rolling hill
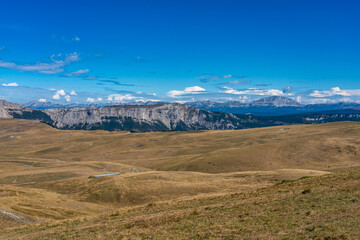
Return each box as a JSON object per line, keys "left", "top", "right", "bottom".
{"left": 0, "top": 119, "right": 360, "bottom": 239}
{"left": 2, "top": 167, "right": 359, "bottom": 239}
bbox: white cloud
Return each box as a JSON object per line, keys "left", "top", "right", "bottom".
{"left": 185, "top": 86, "right": 206, "bottom": 92}
{"left": 52, "top": 94, "right": 60, "bottom": 100}
{"left": 72, "top": 36, "right": 80, "bottom": 41}
{"left": 2, "top": 82, "right": 18, "bottom": 87}
{"left": 64, "top": 95, "right": 71, "bottom": 102}
{"left": 70, "top": 90, "right": 77, "bottom": 96}
{"left": 0, "top": 46, "right": 4, "bottom": 51}
{"left": 87, "top": 98, "right": 96, "bottom": 103}
{"left": 64, "top": 69, "right": 90, "bottom": 77}
{"left": 167, "top": 86, "right": 206, "bottom": 98}
{"left": 87, "top": 97, "right": 103, "bottom": 103}
{"left": 220, "top": 86, "right": 288, "bottom": 96}
{"left": 38, "top": 98, "right": 47, "bottom": 103}
{"left": 52, "top": 89, "right": 66, "bottom": 100}
{"left": 136, "top": 99, "right": 161, "bottom": 103}
{"left": 0, "top": 52, "right": 80, "bottom": 74}
{"left": 107, "top": 94, "right": 139, "bottom": 102}
{"left": 309, "top": 87, "right": 360, "bottom": 97}
{"left": 56, "top": 89, "right": 66, "bottom": 96}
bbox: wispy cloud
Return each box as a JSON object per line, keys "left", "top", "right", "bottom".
{"left": 218, "top": 80, "right": 248, "bottom": 85}
{"left": 98, "top": 80, "right": 135, "bottom": 86}
{"left": 122, "top": 56, "right": 149, "bottom": 66}
{"left": 309, "top": 87, "right": 360, "bottom": 97}
{"left": 198, "top": 74, "right": 246, "bottom": 83}
{"left": 0, "top": 52, "right": 80, "bottom": 74}
{"left": 167, "top": 86, "right": 206, "bottom": 98}
{"left": 220, "top": 86, "right": 291, "bottom": 96}
{"left": 72, "top": 36, "right": 80, "bottom": 42}
{"left": 255, "top": 83, "right": 271, "bottom": 87}
{"left": 84, "top": 76, "right": 98, "bottom": 80}
{"left": 52, "top": 35, "right": 81, "bottom": 43}
{"left": 2, "top": 82, "right": 18, "bottom": 87}
{"left": 198, "top": 74, "right": 233, "bottom": 82}
{"left": 64, "top": 69, "right": 90, "bottom": 77}
{"left": 283, "top": 85, "right": 292, "bottom": 93}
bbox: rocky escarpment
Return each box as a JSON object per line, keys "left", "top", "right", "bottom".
{"left": 2, "top": 99, "right": 360, "bottom": 132}
{"left": 43, "top": 103, "right": 254, "bottom": 131}
{"left": 0, "top": 100, "right": 24, "bottom": 118}
{"left": 0, "top": 100, "right": 53, "bottom": 123}
{"left": 2, "top": 100, "right": 261, "bottom": 132}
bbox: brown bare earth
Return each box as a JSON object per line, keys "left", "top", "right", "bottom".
{"left": 0, "top": 119, "right": 359, "bottom": 239}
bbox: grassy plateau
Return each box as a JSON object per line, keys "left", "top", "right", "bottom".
{"left": 0, "top": 119, "right": 359, "bottom": 239}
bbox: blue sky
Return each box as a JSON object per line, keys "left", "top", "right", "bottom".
{"left": 0, "top": 0, "right": 360, "bottom": 104}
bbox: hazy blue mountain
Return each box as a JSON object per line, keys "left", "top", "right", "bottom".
{"left": 186, "top": 96, "right": 360, "bottom": 116}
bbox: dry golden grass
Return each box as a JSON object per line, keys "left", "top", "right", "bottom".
{"left": 1, "top": 119, "right": 360, "bottom": 175}
{"left": 0, "top": 119, "right": 359, "bottom": 239}
{"left": 1, "top": 166, "right": 359, "bottom": 239}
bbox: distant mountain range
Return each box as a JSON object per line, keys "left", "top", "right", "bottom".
{"left": 22, "top": 96, "right": 360, "bottom": 117}
{"left": 251, "top": 96, "right": 303, "bottom": 107}
{"left": 2, "top": 98, "right": 360, "bottom": 132}
{"left": 186, "top": 96, "right": 360, "bottom": 116}
{"left": 22, "top": 100, "right": 165, "bottom": 109}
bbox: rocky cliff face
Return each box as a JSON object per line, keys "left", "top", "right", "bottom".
{"left": 0, "top": 100, "right": 24, "bottom": 118}
{"left": 2, "top": 99, "right": 360, "bottom": 132}
{"left": 43, "top": 103, "right": 250, "bottom": 131}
